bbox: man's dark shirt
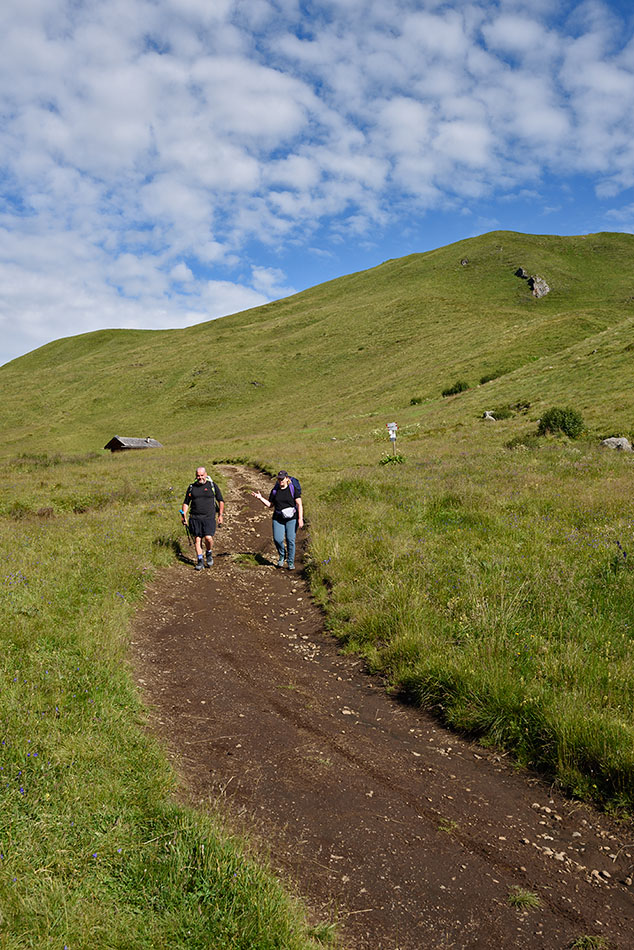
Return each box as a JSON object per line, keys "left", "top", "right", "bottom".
{"left": 184, "top": 480, "right": 223, "bottom": 518}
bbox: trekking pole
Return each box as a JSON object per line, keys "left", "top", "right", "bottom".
{"left": 179, "top": 510, "right": 193, "bottom": 546}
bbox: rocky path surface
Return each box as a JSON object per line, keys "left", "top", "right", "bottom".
{"left": 131, "top": 465, "right": 634, "bottom": 949}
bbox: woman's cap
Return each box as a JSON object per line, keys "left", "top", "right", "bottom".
{"left": 277, "top": 470, "right": 289, "bottom": 478}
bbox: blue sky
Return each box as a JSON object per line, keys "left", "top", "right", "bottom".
{"left": 1, "top": 0, "right": 634, "bottom": 365}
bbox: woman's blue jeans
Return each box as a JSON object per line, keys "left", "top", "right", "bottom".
{"left": 272, "top": 517, "right": 297, "bottom": 566}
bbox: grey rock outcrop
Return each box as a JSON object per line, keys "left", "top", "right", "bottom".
{"left": 528, "top": 275, "right": 550, "bottom": 298}
{"left": 515, "top": 267, "right": 550, "bottom": 298}
{"left": 601, "top": 437, "right": 632, "bottom": 451}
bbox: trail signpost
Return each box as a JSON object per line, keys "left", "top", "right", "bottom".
{"left": 386, "top": 422, "right": 398, "bottom": 455}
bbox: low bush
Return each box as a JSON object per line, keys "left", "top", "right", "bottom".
{"left": 442, "top": 380, "right": 470, "bottom": 397}
{"left": 491, "top": 406, "right": 514, "bottom": 420}
{"left": 410, "top": 396, "right": 422, "bottom": 405}
{"left": 380, "top": 453, "right": 405, "bottom": 465}
{"left": 480, "top": 369, "right": 506, "bottom": 385}
{"left": 538, "top": 406, "right": 585, "bottom": 439}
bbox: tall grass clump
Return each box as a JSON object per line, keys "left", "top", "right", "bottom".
{"left": 441, "top": 380, "right": 470, "bottom": 397}
{"left": 480, "top": 370, "right": 507, "bottom": 385}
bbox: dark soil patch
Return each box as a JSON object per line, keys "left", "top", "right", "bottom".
{"left": 131, "top": 465, "right": 634, "bottom": 949}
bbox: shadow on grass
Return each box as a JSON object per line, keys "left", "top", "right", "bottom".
{"left": 153, "top": 535, "right": 196, "bottom": 565}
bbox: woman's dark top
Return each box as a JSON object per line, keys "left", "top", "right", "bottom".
{"left": 268, "top": 483, "right": 299, "bottom": 522}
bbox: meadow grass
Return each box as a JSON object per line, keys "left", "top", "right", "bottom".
{"left": 2, "top": 230, "right": 634, "bottom": 943}
{"left": 0, "top": 451, "right": 331, "bottom": 948}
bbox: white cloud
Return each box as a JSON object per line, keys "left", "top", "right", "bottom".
{"left": 434, "top": 120, "right": 493, "bottom": 168}
{"left": 170, "top": 262, "right": 195, "bottom": 283}
{"left": 197, "top": 280, "right": 268, "bottom": 315}
{"left": 403, "top": 10, "right": 470, "bottom": 59}
{"left": 250, "top": 265, "right": 296, "bottom": 297}
{"left": 375, "top": 98, "right": 433, "bottom": 155}
{"left": 265, "top": 155, "right": 321, "bottom": 190}
{"left": 482, "top": 14, "right": 558, "bottom": 58}
{"left": 606, "top": 202, "right": 634, "bottom": 221}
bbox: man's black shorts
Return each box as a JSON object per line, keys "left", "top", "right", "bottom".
{"left": 188, "top": 516, "right": 216, "bottom": 538}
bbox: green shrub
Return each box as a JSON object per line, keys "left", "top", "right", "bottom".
{"left": 379, "top": 453, "right": 405, "bottom": 465}
{"left": 410, "top": 396, "right": 422, "bottom": 405}
{"left": 479, "top": 369, "right": 506, "bottom": 385}
{"left": 537, "top": 406, "right": 585, "bottom": 439}
{"left": 491, "top": 405, "right": 514, "bottom": 420}
{"left": 442, "top": 380, "right": 470, "bottom": 397}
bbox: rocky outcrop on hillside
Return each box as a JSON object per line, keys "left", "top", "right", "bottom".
{"left": 601, "top": 436, "right": 632, "bottom": 451}
{"left": 529, "top": 275, "right": 550, "bottom": 297}
{"left": 515, "top": 267, "right": 550, "bottom": 298}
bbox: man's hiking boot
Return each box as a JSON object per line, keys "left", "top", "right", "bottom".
{"left": 276, "top": 558, "right": 285, "bottom": 568}
{"left": 205, "top": 551, "right": 214, "bottom": 568}
{"left": 195, "top": 560, "right": 204, "bottom": 571}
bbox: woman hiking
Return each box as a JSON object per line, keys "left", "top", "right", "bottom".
{"left": 252, "top": 470, "right": 303, "bottom": 570}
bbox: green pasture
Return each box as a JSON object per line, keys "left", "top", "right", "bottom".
{"left": 2, "top": 230, "right": 634, "bottom": 946}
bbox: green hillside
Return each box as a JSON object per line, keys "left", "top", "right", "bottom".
{"left": 1, "top": 230, "right": 634, "bottom": 948}
{"left": 3, "top": 230, "right": 634, "bottom": 453}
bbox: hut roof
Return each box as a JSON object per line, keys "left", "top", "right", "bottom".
{"left": 104, "top": 436, "right": 163, "bottom": 452}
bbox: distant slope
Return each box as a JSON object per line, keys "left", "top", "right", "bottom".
{"left": 2, "top": 230, "right": 634, "bottom": 454}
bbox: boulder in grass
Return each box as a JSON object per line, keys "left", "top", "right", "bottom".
{"left": 514, "top": 268, "right": 550, "bottom": 298}
{"left": 483, "top": 411, "right": 496, "bottom": 421}
{"left": 528, "top": 275, "right": 550, "bottom": 298}
{"left": 601, "top": 437, "right": 632, "bottom": 451}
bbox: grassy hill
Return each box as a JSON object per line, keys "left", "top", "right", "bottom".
{"left": 3, "top": 230, "right": 634, "bottom": 452}
{"left": 1, "top": 230, "right": 634, "bottom": 947}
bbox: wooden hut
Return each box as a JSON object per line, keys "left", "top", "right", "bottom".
{"left": 104, "top": 436, "right": 163, "bottom": 452}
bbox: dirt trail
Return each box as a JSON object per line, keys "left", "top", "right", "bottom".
{"left": 132, "top": 465, "right": 634, "bottom": 950}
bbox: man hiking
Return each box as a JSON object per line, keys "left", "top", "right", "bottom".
{"left": 181, "top": 467, "right": 224, "bottom": 571}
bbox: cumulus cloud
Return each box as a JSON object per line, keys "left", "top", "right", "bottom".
{"left": 1, "top": 0, "right": 633, "bottom": 363}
